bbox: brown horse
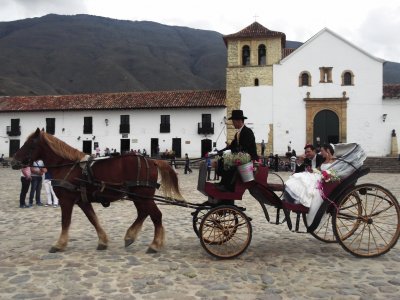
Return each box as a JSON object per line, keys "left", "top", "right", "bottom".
{"left": 12, "top": 128, "right": 183, "bottom": 253}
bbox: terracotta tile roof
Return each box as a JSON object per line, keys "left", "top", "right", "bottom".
{"left": 223, "top": 22, "right": 286, "bottom": 47}
{"left": 282, "top": 48, "right": 296, "bottom": 59}
{"left": 0, "top": 90, "right": 226, "bottom": 112}
{"left": 383, "top": 84, "right": 400, "bottom": 99}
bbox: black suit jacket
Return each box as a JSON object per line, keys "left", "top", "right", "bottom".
{"left": 225, "top": 125, "right": 258, "bottom": 160}
{"left": 295, "top": 153, "right": 325, "bottom": 172}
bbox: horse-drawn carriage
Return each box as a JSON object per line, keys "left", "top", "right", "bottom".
{"left": 11, "top": 129, "right": 400, "bottom": 259}
{"left": 193, "top": 144, "right": 400, "bottom": 259}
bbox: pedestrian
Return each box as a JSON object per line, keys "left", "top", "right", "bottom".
{"left": 287, "top": 141, "right": 292, "bottom": 152}
{"left": 44, "top": 171, "right": 59, "bottom": 208}
{"left": 261, "top": 140, "right": 265, "bottom": 157}
{"left": 212, "top": 159, "right": 220, "bottom": 181}
{"left": 268, "top": 153, "right": 274, "bottom": 167}
{"left": 290, "top": 152, "right": 297, "bottom": 172}
{"left": 273, "top": 154, "right": 280, "bottom": 172}
{"left": 170, "top": 153, "right": 178, "bottom": 174}
{"left": 29, "top": 160, "right": 46, "bottom": 207}
{"left": 19, "top": 166, "right": 31, "bottom": 208}
{"left": 95, "top": 146, "right": 100, "bottom": 157}
{"left": 184, "top": 153, "right": 192, "bottom": 174}
{"left": 143, "top": 149, "right": 147, "bottom": 157}
{"left": 205, "top": 153, "right": 211, "bottom": 181}
{"left": 104, "top": 147, "right": 110, "bottom": 156}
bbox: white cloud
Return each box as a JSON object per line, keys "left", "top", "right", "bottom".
{"left": 0, "top": 0, "right": 87, "bottom": 21}
{"left": 357, "top": 6, "right": 400, "bottom": 62}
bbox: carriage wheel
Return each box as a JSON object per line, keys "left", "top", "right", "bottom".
{"left": 192, "top": 205, "right": 209, "bottom": 238}
{"left": 192, "top": 202, "right": 240, "bottom": 243}
{"left": 303, "top": 193, "right": 363, "bottom": 243}
{"left": 333, "top": 184, "right": 400, "bottom": 258}
{"left": 199, "top": 205, "right": 252, "bottom": 259}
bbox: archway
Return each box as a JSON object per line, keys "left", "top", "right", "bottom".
{"left": 201, "top": 139, "right": 212, "bottom": 158}
{"left": 313, "top": 110, "right": 339, "bottom": 145}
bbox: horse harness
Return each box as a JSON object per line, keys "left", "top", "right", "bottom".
{"left": 52, "top": 155, "right": 160, "bottom": 207}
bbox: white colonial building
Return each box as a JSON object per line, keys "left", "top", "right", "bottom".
{"left": 225, "top": 24, "right": 400, "bottom": 157}
{"left": 0, "top": 90, "right": 227, "bottom": 158}
{"left": 1, "top": 22, "right": 399, "bottom": 159}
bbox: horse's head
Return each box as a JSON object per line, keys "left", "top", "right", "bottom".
{"left": 11, "top": 128, "right": 43, "bottom": 169}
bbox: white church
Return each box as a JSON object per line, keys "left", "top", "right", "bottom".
{"left": 1, "top": 22, "right": 399, "bottom": 158}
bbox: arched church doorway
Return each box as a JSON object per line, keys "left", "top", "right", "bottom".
{"left": 313, "top": 110, "right": 339, "bottom": 145}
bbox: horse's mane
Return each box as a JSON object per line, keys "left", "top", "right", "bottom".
{"left": 37, "top": 131, "right": 86, "bottom": 161}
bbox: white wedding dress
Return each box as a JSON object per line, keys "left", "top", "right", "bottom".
{"left": 284, "top": 143, "right": 367, "bottom": 225}
{"left": 285, "top": 163, "right": 332, "bottom": 225}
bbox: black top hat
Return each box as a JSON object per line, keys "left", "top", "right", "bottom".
{"left": 228, "top": 110, "right": 247, "bottom": 120}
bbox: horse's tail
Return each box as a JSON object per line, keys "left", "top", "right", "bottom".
{"left": 154, "top": 160, "right": 184, "bottom": 201}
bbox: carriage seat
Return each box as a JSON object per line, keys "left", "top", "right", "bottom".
{"left": 198, "top": 162, "right": 269, "bottom": 201}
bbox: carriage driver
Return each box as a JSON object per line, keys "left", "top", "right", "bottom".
{"left": 216, "top": 110, "right": 258, "bottom": 192}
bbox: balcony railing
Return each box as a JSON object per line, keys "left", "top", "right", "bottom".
{"left": 119, "top": 123, "right": 130, "bottom": 134}
{"left": 160, "top": 123, "right": 170, "bottom": 133}
{"left": 6, "top": 126, "right": 21, "bottom": 136}
{"left": 198, "top": 122, "right": 214, "bottom": 135}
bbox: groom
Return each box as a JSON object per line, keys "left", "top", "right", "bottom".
{"left": 295, "top": 144, "right": 325, "bottom": 172}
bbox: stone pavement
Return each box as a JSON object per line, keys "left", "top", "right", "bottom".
{"left": 0, "top": 167, "right": 399, "bottom": 300}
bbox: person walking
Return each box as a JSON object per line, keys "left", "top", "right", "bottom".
{"left": 205, "top": 153, "right": 212, "bottom": 180}
{"left": 95, "top": 146, "right": 100, "bottom": 157}
{"left": 19, "top": 166, "right": 31, "bottom": 208}
{"left": 212, "top": 159, "right": 220, "bottom": 181}
{"left": 44, "top": 171, "right": 59, "bottom": 208}
{"left": 261, "top": 140, "right": 265, "bottom": 158}
{"left": 29, "top": 160, "right": 46, "bottom": 207}
{"left": 290, "top": 151, "right": 297, "bottom": 172}
{"left": 184, "top": 153, "right": 192, "bottom": 174}
{"left": 273, "top": 154, "right": 280, "bottom": 172}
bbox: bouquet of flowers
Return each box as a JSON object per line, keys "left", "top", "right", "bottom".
{"left": 321, "top": 169, "right": 340, "bottom": 183}
{"left": 311, "top": 168, "right": 340, "bottom": 183}
{"left": 222, "top": 152, "right": 251, "bottom": 170}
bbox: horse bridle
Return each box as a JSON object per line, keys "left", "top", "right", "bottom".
{"left": 18, "top": 136, "right": 39, "bottom": 168}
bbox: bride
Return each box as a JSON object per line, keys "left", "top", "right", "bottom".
{"left": 284, "top": 143, "right": 366, "bottom": 225}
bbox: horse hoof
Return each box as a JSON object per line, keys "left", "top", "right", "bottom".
{"left": 49, "top": 247, "right": 61, "bottom": 253}
{"left": 146, "top": 247, "right": 158, "bottom": 254}
{"left": 125, "top": 239, "right": 134, "bottom": 248}
{"left": 97, "top": 244, "right": 107, "bottom": 251}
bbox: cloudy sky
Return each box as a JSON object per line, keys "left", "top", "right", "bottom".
{"left": 1, "top": 0, "right": 399, "bottom": 62}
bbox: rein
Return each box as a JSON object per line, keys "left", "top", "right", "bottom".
{"left": 26, "top": 161, "right": 78, "bottom": 169}
{"left": 187, "top": 153, "right": 220, "bottom": 164}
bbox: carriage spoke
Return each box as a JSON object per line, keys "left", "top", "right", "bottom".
{"left": 370, "top": 223, "right": 392, "bottom": 243}
{"left": 369, "top": 225, "right": 383, "bottom": 255}
{"left": 319, "top": 216, "right": 331, "bottom": 239}
{"left": 369, "top": 205, "right": 394, "bottom": 218}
